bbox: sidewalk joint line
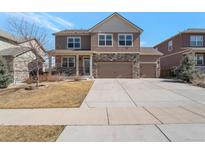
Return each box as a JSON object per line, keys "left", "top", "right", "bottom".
{"left": 106, "top": 107, "right": 110, "bottom": 125}
{"left": 155, "top": 124, "right": 172, "bottom": 142}
{"left": 143, "top": 107, "right": 163, "bottom": 124}
{"left": 179, "top": 106, "right": 205, "bottom": 119}
{"left": 152, "top": 82, "right": 204, "bottom": 106}
{"left": 116, "top": 79, "right": 138, "bottom": 107}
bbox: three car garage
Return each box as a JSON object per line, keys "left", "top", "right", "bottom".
{"left": 96, "top": 62, "right": 159, "bottom": 78}
{"left": 94, "top": 48, "right": 162, "bottom": 78}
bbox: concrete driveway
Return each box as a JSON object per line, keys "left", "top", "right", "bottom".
{"left": 83, "top": 79, "right": 205, "bottom": 108}
{"left": 56, "top": 79, "right": 205, "bottom": 142}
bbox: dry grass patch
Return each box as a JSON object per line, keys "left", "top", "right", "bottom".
{"left": 0, "top": 125, "right": 65, "bottom": 142}
{"left": 0, "top": 80, "right": 93, "bottom": 109}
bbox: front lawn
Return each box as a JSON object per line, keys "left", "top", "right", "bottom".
{"left": 0, "top": 80, "right": 93, "bottom": 109}
{"left": 0, "top": 125, "right": 65, "bottom": 142}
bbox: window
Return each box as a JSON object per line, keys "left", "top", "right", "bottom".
{"left": 190, "top": 35, "right": 203, "bottom": 47}
{"left": 67, "top": 37, "right": 81, "bottom": 49}
{"left": 168, "top": 40, "right": 173, "bottom": 51}
{"left": 195, "top": 54, "right": 204, "bottom": 66}
{"left": 62, "top": 56, "right": 75, "bottom": 68}
{"left": 68, "top": 57, "right": 75, "bottom": 67}
{"left": 118, "top": 34, "right": 133, "bottom": 47}
{"left": 62, "top": 57, "right": 68, "bottom": 68}
{"left": 98, "top": 34, "right": 113, "bottom": 47}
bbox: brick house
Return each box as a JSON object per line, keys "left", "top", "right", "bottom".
{"left": 154, "top": 28, "right": 205, "bottom": 77}
{"left": 48, "top": 13, "right": 163, "bottom": 78}
{"left": 0, "top": 30, "right": 46, "bottom": 83}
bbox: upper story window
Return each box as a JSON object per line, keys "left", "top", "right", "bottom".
{"left": 67, "top": 37, "right": 81, "bottom": 49}
{"left": 195, "top": 54, "right": 204, "bottom": 66}
{"left": 98, "top": 34, "right": 113, "bottom": 47}
{"left": 118, "top": 34, "right": 133, "bottom": 47}
{"left": 168, "top": 40, "right": 173, "bottom": 51}
{"left": 190, "top": 35, "right": 203, "bottom": 47}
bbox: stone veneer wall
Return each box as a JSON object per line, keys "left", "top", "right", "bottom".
{"left": 92, "top": 53, "right": 140, "bottom": 78}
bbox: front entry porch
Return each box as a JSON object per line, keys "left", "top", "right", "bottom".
{"left": 48, "top": 50, "right": 93, "bottom": 78}
{"left": 184, "top": 48, "right": 205, "bottom": 73}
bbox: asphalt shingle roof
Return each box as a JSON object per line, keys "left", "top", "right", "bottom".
{"left": 0, "top": 29, "right": 18, "bottom": 43}
{"left": 0, "top": 46, "right": 31, "bottom": 57}
{"left": 140, "top": 47, "right": 163, "bottom": 56}
{"left": 54, "top": 29, "right": 89, "bottom": 35}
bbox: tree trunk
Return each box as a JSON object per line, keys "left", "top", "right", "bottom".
{"left": 36, "top": 56, "right": 39, "bottom": 87}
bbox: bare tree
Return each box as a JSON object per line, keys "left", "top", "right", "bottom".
{"left": 8, "top": 17, "right": 48, "bottom": 87}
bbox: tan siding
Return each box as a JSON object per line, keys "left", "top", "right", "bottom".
{"left": 55, "top": 35, "right": 91, "bottom": 50}
{"left": 140, "top": 55, "right": 160, "bottom": 62}
{"left": 91, "top": 32, "right": 140, "bottom": 52}
{"left": 92, "top": 16, "right": 137, "bottom": 33}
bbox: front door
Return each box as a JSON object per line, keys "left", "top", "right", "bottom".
{"left": 83, "top": 58, "right": 90, "bottom": 75}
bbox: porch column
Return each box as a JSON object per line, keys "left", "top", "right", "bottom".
{"left": 90, "top": 54, "right": 93, "bottom": 77}
{"left": 76, "top": 55, "right": 79, "bottom": 76}
{"left": 48, "top": 55, "right": 52, "bottom": 75}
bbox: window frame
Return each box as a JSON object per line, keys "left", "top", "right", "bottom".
{"left": 61, "top": 56, "right": 76, "bottom": 68}
{"left": 118, "top": 34, "right": 133, "bottom": 47}
{"left": 98, "top": 34, "right": 113, "bottom": 47}
{"left": 67, "top": 37, "right": 81, "bottom": 49}
{"left": 168, "top": 40, "right": 173, "bottom": 51}
{"left": 190, "top": 35, "right": 203, "bottom": 47}
{"left": 195, "top": 54, "right": 204, "bottom": 66}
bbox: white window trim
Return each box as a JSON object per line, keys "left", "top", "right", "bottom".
{"left": 118, "top": 34, "right": 133, "bottom": 47}
{"left": 190, "top": 35, "right": 203, "bottom": 47}
{"left": 98, "top": 34, "right": 113, "bottom": 47}
{"left": 168, "top": 40, "right": 173, "bottom": 51}
{"left": 61, "top": 56, "right": 76, "bottom": 68}
{"left": 67, "top": 37, "right": 81, "bottom": 49}
{"left": 196, "top": 54, "right": 204, "bottom": 66}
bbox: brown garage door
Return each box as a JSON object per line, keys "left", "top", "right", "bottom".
{"left": 97, "top": 62, "right": 132, "bottom": 78}
{"left": 140, "top": 63, "right": 156, "bottom": 78}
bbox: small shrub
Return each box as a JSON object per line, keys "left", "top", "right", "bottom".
{"left": 74, "top": 76, "right": 80, "bottom": 81}
{"left": 25, "top": 74, "right": 66, "bottom": 83}
{"left": 175, "top": 54, "right": 199, "bottom": 82}
{"left": 192, "top": 73, "right": 205, "bottom": 88}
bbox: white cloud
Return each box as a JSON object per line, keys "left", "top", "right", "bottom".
{"left": 140, "top": 41, "right": 147, "bottom": 46}
{"left": 41, "top": 13, "right": 74, "bottom": 27}
{"left": 4, "top": 12, "right": 74, "bottom": 32}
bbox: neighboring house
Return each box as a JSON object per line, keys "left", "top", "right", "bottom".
{"left": 154, "top": 28, "right": 205, "bottom": 77}
{"left": 48, "top": 13, "right": 163, "bottom": 78}
{"left": 0, "top": 30, "right": 46, "bottom": 83}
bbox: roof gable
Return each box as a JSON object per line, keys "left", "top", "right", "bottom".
{"left": 89, "top": 13, "right": 143, "bottom": 33}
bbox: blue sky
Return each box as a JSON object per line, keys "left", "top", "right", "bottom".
{"left": 0, "top": 12, "right": 205, "bottom": 49}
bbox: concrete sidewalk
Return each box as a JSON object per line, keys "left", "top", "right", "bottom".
{"left": 0, "top": 107, "right": 205, "bottom": 125}
{"left": 0, "top": 108, "right": 108, "bottom": 125}
{"left": 57, "top": 124, "right": 205, "bottom": 142}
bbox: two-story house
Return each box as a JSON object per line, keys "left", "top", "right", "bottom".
{"left": 154, "top": 28, "right": 205, "bottom": 77}
{"left": 48, "top": 13, "right": 163, "bottom": 78}
{"left": 0, "top": 30, "right": 46, "bottom": 83}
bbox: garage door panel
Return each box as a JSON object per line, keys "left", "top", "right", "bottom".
{"left": 140, "top": 63, "right": 156, "bottom": 78}
{"left": 97, "top": 62, "right": 132, "bottom": 78}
